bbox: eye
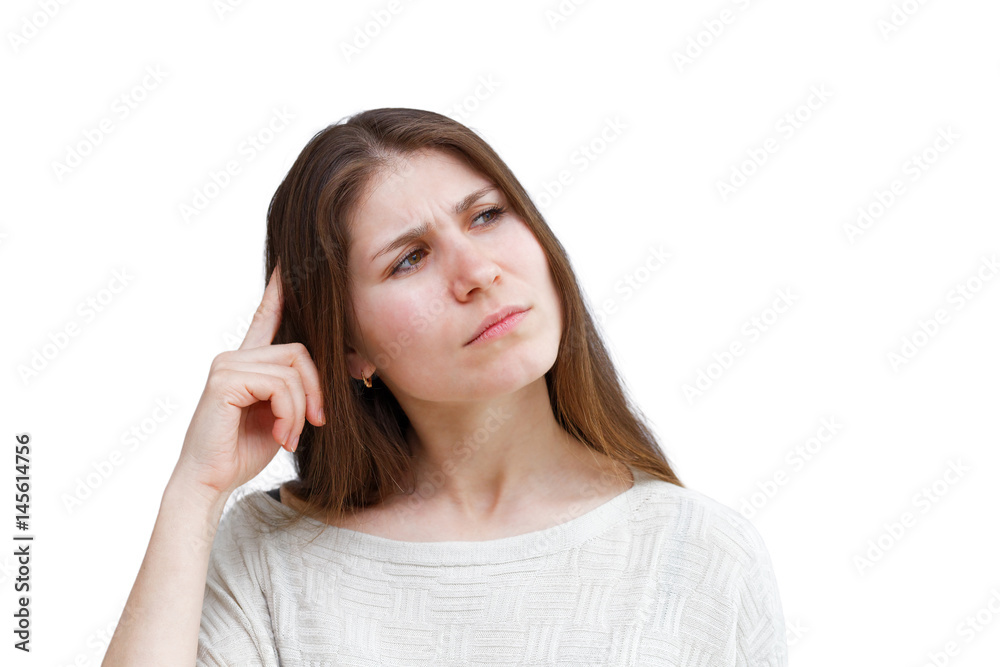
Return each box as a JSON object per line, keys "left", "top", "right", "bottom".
{"left": 391, "top": 247, "right": 427, "bottom": 275}
{"left": 473, "top": 204, "right": 506, "bottom": 227}
{"left": 389, "top": 204, "right": 508, "bottom": 276}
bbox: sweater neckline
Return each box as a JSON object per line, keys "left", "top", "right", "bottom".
{"left": 259, "top": 465, "right": 657, "bottom": 566}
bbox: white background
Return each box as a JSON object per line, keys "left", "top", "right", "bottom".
{"left": 2, "top": 0, "right": 999, "bottom": 665}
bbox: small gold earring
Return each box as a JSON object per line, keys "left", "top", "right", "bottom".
{"left": 363, "top": 370, "right": 374, "bottom": 388}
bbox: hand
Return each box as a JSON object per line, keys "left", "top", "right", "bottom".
{"left": 172, "top": 262, "right": 325, "bottom": 497}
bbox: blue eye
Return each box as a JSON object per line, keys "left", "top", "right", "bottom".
{"left": 390, "top": 205, "right": 507, "bottom": 276}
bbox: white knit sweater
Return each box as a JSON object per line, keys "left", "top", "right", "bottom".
{"left": 196, "top": 466, "right": 788, "bottom": 666}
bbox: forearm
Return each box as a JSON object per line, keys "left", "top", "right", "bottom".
{"left": 103, "top": 471, "right": 230, "bottom": 666}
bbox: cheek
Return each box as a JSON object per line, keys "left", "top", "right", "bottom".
{"left": 514, "top": 227, "right": 563, "bottom": 328}
{"left": 511, "top": 225, "right": 554, "bottom": 288}
{"left": 359, "top": 289, "right": 443, "bottom": 370}
{"left": 496, "top": 219, "right": 546, "bottom": 270}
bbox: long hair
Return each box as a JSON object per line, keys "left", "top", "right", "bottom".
{"left": 247, "top": 107, "right": 682, "bottom": 535}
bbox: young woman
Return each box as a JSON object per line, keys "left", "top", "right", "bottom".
{"left": 104, "top": 108, "right": 788, "bottom": 666}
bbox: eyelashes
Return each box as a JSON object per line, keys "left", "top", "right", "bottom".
{"left": 390, "top": 205, "right": 508, "bottom": 276}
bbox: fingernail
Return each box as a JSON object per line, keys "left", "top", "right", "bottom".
{"left": 290, "top": 433, "right": 300, "bottom": 452}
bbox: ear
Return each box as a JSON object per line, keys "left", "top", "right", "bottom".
{"left": 344, "top": 344, "right": 372, "bottom": 381}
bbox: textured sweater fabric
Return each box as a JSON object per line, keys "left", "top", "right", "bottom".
{"left": 197, "top": 466, "right": 788, "bottom": 666}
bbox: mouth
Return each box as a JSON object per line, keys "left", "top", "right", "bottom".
{"left": 466, "top": 306, "right": 530, "bottom": 346}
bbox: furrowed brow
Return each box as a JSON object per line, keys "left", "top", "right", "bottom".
{"left": 369, "top": 186, "right": 498, "bottom": 263}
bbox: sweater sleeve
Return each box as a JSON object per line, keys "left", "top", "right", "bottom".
{"left": 725, "top": 513, "right": 789, "bottom": 667}
{"left": 196, "top": 499, "right": 280, "bottom": 667}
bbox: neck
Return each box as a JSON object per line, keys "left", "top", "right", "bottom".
{"left": 396, "top": 377, "right": 617, "bottom": 521}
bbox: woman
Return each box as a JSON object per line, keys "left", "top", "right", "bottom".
{"left": 103, "top": 108, "right": 788, "bottom": 666}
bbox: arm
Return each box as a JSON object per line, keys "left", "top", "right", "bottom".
{"left": 196, "top": 493, "right": 279, "bottom": 666}
{"left": 104, "top": 264, "right": 321, "bottom": 665}
{"left": 102, "top": 469, "right": 230, "bottom": 666}
{"left": 731, "top": 519, "right": 789, "bottom": 666}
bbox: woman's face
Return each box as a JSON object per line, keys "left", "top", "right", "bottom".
{"left": 345, "top": 148, "right": 563, "bottom": 403}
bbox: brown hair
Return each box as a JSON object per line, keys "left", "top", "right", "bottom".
{"left": 246, "top": 107, "right": 683, "bottom": 537}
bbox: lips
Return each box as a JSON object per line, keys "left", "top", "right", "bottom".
{"left": 466, "top": 305, "right": 529, "bottom": 345}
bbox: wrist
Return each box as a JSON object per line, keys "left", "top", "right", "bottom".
{"left": 165, "top": 465, "right": 232, "bottom": 515}
{"left": 157, "top": 468, "right": 234, "bottom": 559}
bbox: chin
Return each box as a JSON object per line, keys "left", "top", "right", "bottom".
{"left": 475, "top": 347, "right": 556, "bottom": 393}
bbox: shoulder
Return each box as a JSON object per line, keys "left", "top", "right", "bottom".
{"left": 210, "top": 490, "right": 289, "bottom": 568}
{"left": 630, "top": 475, "right": 776, "bottom": 583}
{"left": 634, "top": 476, "right": 787, "bottom": 653}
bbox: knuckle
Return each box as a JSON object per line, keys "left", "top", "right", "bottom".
{"left": 288, "top": 341, "right": 309, "bottom": 357}
{"left": 253, "top": 304, "right": 273, "bottom": 324}
{"left": 275, "top": 364, "right": 299, "bottom": 385}
{"left": 256, "top": 298, "right": 275, "bottom": 316}
{"left": 205, "top": 369, "right": 230, "bottom": 392}
{"left": 287, "top": 365, "right": 305, "bottom": 384}
{"left": 210, "top": 351, "right": 229, "bottom": 370}
{"left": 284, "top": 375, "right": 305, "bottom": 401}
{"left": 217, "top": 349, "right": 242, "bottom": 367}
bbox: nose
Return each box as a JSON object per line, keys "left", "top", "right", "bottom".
{"left": 446, "top": 233, "right": 501, "bottom": 299}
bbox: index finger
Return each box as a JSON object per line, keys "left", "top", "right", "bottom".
{"left": 239, "top": 263, "right": 284, "bottom": 350}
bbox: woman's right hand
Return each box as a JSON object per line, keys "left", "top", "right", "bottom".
{"left": 172, "top": 262, "right": 326, "bottom": 498}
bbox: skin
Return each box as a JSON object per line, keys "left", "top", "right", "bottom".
{"left": 284, "top": 148, "right": 632, "bottom": 540}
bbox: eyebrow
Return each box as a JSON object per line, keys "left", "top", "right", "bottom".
{"left": 369, "top": 186, "right": 498, "bottom": 264}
